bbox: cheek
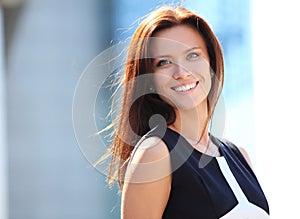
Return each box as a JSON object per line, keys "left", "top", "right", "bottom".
{"left": 190, "top": 62, "right": 212, "bottom": 97}
{"left": 153, "top": 73, "right": 170, "bottom": 91}
{"left": 206, "top": 77, "right": 212, "bottom": 95}
{"left": 187, "top": 58, "right": 210, "bottom": 75}
{"left": 202, "top": 73, "right": 212, "bottom": 98}
{"left": 153, "top": 74, "right": 176, "bottom": 105}
{"left": 199, "top": 60, "right": 211, "bottom": 76}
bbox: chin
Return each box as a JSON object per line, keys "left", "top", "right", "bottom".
{"left": 173, "top": 99, "right": 207, "bottom": 111}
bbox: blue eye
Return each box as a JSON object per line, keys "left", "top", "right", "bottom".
{"left": 187, "top": 52, "right": 199, "bottom": 60}
{"left": 157, "top": 59, "right": 171, "bottom": 67}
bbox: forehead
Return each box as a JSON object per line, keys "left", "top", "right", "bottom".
{"left": 149, "top": 25, "right": 207, "bottom": 56}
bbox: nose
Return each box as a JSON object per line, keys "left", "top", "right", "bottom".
{"left": 173, "top": 64, "right": 191, "bottom": 79}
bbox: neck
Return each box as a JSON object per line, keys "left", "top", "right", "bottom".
{"left": 169, "top": 100, "right": 210, "bottom": 145}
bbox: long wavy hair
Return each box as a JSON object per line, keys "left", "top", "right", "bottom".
{"left": 105, "top": 5, "right": 224, "bottom": 189}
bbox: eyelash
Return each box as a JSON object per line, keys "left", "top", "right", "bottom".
{"left": 186, "top": 52, "right": 200, "bottom": 60}
{"left": 156, "top": 59, "right": 171, "bottom": 67}
{"left": 155, "top": 52, "right": 201, "bottom": 67}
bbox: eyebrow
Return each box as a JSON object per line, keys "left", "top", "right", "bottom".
{"left": 152, "top": 46, "right": 204, "bottom": 59}
{"left": 185, "top": 46, "right": 204, "bottom": 53}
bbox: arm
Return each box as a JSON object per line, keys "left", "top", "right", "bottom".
{"left": 121, "top": 137, "right": 171, "bottom": 219}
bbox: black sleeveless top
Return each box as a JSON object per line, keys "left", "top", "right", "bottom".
{"left": 143, "top": 126, "right": 269, "bottom": 219}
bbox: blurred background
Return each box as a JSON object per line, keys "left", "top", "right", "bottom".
{"left": 0, "top": 0, "right": 299, "bottom": 218}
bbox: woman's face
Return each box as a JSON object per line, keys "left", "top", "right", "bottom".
{"left": 150, "top": 24, "right": 211, "bottom": 110}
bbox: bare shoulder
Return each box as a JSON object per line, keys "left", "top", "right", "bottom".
{"left": 238, "top": 146, "right": 253, "bottom": 169}
{"left": 221, "top": 137, "right": 254, "bottom": 170}
{"left": 122, "top": 136, "right": 171, "bottom": 219}
{"left": 130, "top": 136, "right": 170, "bottom": 163}
{"left": 125, "top": 136, "right": 171, "bottom": 183}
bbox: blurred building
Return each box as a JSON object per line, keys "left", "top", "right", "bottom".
{"left": 1, "top": 0, "right": 119, "bottom": 218}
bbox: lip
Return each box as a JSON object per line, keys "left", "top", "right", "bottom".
{"left": 171, "top": 81, "right": 199, "bottom": 94}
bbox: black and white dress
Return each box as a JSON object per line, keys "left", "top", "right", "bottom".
{"left": 143, "top": 126, "right": 270, "bottom": 219}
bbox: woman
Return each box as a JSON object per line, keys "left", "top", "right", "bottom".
{"left": 106, "top": 5, "right": 270, "bottom": 219}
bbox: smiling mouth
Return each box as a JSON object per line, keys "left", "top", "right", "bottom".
{"left": 171, "top": 81, "right": 199, "bottom": 93}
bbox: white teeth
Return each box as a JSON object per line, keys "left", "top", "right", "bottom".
{"left": 174, "top": 83, "right": 197, "bottom": 92}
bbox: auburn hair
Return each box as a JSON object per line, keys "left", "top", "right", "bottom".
{"left": 105, "top": 5, "right": 224, "bottom": 189}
